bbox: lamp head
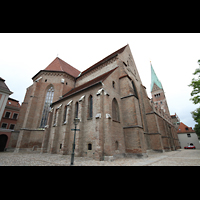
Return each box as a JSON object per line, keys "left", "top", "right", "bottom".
{"left": 74, "top": 118, "right": 80, "bottom": 125}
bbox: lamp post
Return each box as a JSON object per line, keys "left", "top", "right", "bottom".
{"left": 70, "top": 118, "right": 80, "bottom": 166}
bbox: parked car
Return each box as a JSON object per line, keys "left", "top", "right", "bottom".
{"left": 184, "top": 145, "right": 196, "bottom": 149}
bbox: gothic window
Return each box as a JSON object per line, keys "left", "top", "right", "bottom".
{"left": 53, "top": 108, "right": 58, "bottom": 126}
{"left": 63, "top": 105, "right": 68, "bottom": 123}
{"left": 132, "top": 81, "right": 138, "bottom": 98}
{"left": 88, "top": 95, "right": 93, "bottom": 119}
{"left": 40, "top": 86, "right": 54, "bottom": 128}
{"left": 112, "top": 98, "right": 120, "bottom": 122}
{"left": 75, "top": 102, "right": 79, "bottom": 118}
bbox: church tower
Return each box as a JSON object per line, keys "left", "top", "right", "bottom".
{"left": 150, "top": 62, "right": 170, "bottom": 116}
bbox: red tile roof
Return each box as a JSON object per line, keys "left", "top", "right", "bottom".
{"left": 44, "top": 57, "right": 81, "bottom": 78}
{"left": 32, "top": 45, "right": 127, "bottom": 80}
{"left": 52, "top": 67, "right": 118, "bottom": 106}
{"left": 32, "top": 57, "right": 81, "bottom": 80}
{"left": 177, "top": 122, "right": 195, "bottom": 133}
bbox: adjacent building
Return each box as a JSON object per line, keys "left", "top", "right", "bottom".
{"left": 0, "top": 97, "right": 21, "bottom": 151}
{"left": 0, "top": 77, "right": 13, "bottom": 121}
{"left": 177, "top": 122, "right": 200, "bottom": 149}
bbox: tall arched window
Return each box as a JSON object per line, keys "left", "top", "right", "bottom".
{"left": 75, "top": 102, "right": 79, "bottom": 118}
{"left": 88, "top": 95, "right": 93, "bottom": 119}
{"left": 112, "top": 98, "right": 120, "bottom": 121}
{"left": 40, "top": 86, "right": 54, "bottom": 128}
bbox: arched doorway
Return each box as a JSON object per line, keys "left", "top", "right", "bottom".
{"left": 0, "top": 134, "right": 8, "bottom": 152}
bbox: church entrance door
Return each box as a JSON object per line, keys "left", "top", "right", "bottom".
{"left": 0, "top": 134, "right": 8, "bottom": 152}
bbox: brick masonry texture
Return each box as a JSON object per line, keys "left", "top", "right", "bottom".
{"left": 12, "top": 45, "right": 180, "bottom": 160}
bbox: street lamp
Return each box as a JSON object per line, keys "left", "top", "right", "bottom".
{"left": 70, "top": 118, "right": 80, "bottom": 166}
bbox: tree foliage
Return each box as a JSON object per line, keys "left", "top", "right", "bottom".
{"left": 189, "top": 61, "right": 200, "bottom": 104}
{"left": 189, "top": 60, "right": 200, "bottom": 138}
{"left": 191, "top": 108, "right": 200, "bottom": 138}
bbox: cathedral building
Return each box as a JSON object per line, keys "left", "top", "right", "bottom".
{"left": 13, "top": 44, "right": 180, "bottom": 160}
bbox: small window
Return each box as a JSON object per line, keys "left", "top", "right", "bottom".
{"left": 88, "top": 143, "right": 92, "bottom": 150}
{"left": 9, "top": 124, "right": 15, "bottom": 129}
{"left": 185, "top": 127, "right": 189, "bottom": 130}
{"left": 1, "top": 123, "right": 7, "bottom": 129}
{"left": 13, "top": 113, "right": 18, "bottom": 119}
{"left": 60, "top": 144, "right": 62, "bottom": 149}
{"left": 112, "top": 81, "right": 115, "bottom": 88}
{"left": 9, "top": 102, "right": 11, "bottom": 104}
{"left": 160, "top": 101, "right": 162, "bottom": 104}
{"left": 115, "top": 141, "right": 119, "bottom": 150}
{"left": 66, "top": 82, "right": 68, "bottom": 85}
{"left": 5, "top": 112, "right": 11, "bottom": 118}
{"left": 187, "top": 133, "right": 191, "bottom": 137}
{"left": 45, "top": 79, "right": 47, "bottom": 82}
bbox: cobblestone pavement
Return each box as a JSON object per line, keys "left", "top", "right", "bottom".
{"left": 0, "top": 149, "right": 199, "bottom": 166}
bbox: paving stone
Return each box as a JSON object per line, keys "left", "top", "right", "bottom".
{"left": 0, "top": 149, "right": 199, "bottom": 166}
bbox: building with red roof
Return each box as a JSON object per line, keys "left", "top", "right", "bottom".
{"left": 177, "top": 122, "right": 200, "bottom": 149}
{"left": 14, "top": 45, "right": 180, "bottom": 160}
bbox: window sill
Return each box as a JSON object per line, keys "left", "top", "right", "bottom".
{"left": 87, "top": 117, "right": 93, "bottom": 120}
{"left": 112, "top": 120, "right": 120, "bottom": 123}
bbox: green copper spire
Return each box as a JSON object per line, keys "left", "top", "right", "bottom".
{"left": 151, "top": 62, "right": 162, "bottom": 92}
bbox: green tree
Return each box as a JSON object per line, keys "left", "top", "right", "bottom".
{"left": 189, "top": 60, "right": 200, "bottom": 138}
{"left": 191, "top": 108, "right": 200, "bottom": 138}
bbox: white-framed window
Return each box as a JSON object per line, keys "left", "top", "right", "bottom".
{"left": 5, "top": 112, "right": 11, "bottom": 118}
{"left": 13, "top": 113, "right": 18, "bottom": 119}
{"left": 1, "top": 123, "right": 7, "bottom": 129}
{"left": 9, "top": 124, "right": 15, "bottom": 129}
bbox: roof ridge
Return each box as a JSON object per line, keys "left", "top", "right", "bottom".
{"left": 79, "top": 45, "right": 128, "bottom": 78}
{"left": 57, "top": 57, "right": 64, "bottom": 72}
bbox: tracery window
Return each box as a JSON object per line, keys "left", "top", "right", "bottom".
{"left": 112, "top": 98, "right": 120, "bottom": 122}
{"left": 40, "top": 86, "right": 54, "bottom": 128}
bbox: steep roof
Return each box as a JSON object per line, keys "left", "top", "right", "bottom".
{"left": 32, "top": 57, "right": 81, "bottom": 80}
{"left": 44, "top": 57, "right": 81, "bottom": 77}
{"left": 151, "top": 62, "right": 163, "bottom": 92}
{"left": 0, "top": 77, "right": 12, "bottom": 94}
{"left": 79, "top": 45, "right": 128, "bottom": 77}
{"left": 52, "top": 67, "right": 118, "bottom": 106}
{"left": 177, "top": 122, "right": 195, "bottom": 133}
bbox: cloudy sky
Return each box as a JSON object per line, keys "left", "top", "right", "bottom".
{"left": 0, "top": 33, "right": 199, "bottom": 128}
